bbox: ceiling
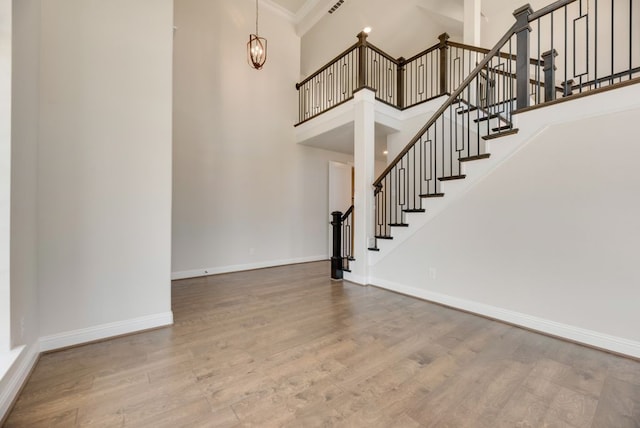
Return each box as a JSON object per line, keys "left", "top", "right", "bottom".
{"left": 268, "top": 0, "right": 310, "bottom": 14}
{"left": 298, "top": 122, "right": 391, "bottom": 162}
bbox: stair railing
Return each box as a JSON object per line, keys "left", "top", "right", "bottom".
{"left": 372, "top": 0, "right": 640, "bottom": 243}
{"left": 525, "top": 0, "right": 640, "bottom": 107}
{"left": 330, "top": 206, "right": 354, "bottom": 279}
{"left": 295, "top": 33, "right": 512, "bottom": 124}
{"left": 372, "top": 18, "right": 523, "bottom": 239}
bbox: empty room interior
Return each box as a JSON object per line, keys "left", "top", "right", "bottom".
{"left": 1, "top": 0, "right": 640, "bottom": 426}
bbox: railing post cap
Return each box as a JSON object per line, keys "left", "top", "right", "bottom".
{"left": 513, "top": 4, "right": 533, "bottom": 18}
{"left": 331, "top": 211, "right": 343, "bottom": 216}
{"left": 438, "top": 32, "right": 450, "bottom": 46}
{"left": 356, "top": 31, "right": 368, "bottom": 44}
{"left": 541, "top": 48, "right": 558, "bottom": 58}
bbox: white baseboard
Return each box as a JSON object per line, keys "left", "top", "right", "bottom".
{"left": 171, "top": 255, "right": 329, "bottom": 280}
{"left": 370, "top": 277, "right": 640, "bottom": 359}
{"left": 39, "top": 311, "right": 174, "bottom": 352}
{"left": 342, "top": 271, "right": 368, "bottom": 286}
{"left": 0, "top": 343, "right": 39, "bottom": 422}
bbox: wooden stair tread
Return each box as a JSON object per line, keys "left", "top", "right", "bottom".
{"left": 368, "top": 247, "right": 380, "bottom": 252}
{"left": 439, "top": 175, "right": 466, "bottom": 181}
{"left": 457, "top": 106, "right": 479, "bottom": 114}
{"left": 403, "top": 208, "right": 426, "bottom": 213}
{"left": 419, "top": 193, "right": 445, "bottom": 198}
{"left": 474, "top": 113, "right": 500, "bottom": 123}
{"left": 492, "top": 125, "right": 513, "bottom": 132}
{"left": 460, "top": 154, "right": 491, "bottom": 162}
{"left": 483, "top": 128, "right": 519, "bottom": 140}
{"left": 375, "top": 235, "right": 393, "bottom": 240}
{"left": 389, "top": 223, "right": 409, "bottom": 227}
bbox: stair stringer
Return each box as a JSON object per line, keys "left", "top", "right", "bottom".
{"left": 368, "top": 122, "right": 538, "bottom": 265}
{"left": 366, "top": 81, "right": 640, "bottom": 266}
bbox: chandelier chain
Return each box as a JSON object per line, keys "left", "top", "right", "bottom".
{"left": 255, "top": 0, "right": 259, "bottom": 35}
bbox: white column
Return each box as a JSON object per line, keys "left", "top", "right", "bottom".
{"left": 464, "top": 0, "right": 481, "bottom": 46}
{"left": 345, "top": 88, "right": 376, "bottom": 285}
{"left": 0, "top": 0, "right": 12, "bottom": 352}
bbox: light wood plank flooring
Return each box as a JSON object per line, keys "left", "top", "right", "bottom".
{"left": 4, "top": 261, "right": 640, "bottom": 427}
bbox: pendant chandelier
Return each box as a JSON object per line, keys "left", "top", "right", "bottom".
{"left": 247, "top": 0, "right": 267, "bottom": 70}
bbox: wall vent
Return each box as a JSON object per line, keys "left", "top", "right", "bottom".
{"left": 328, "top": 0, "right": 345, "bottom": 14}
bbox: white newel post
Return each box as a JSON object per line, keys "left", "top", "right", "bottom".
{"left": 346, "top": 88, "right": 376, "bottom": 285}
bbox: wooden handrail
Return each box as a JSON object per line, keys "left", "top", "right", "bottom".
{"left": 447, "top": 40, "right": 543, "bottom": 66}
{"left": 341, "top": 205, "right": 354, "bottom": 221}
{"left": 366, "top": 43, "right": 400, "bottom": 65}
{"left": 296, "top": 42, "right": 359, "bottom": 89}
{"left": 373, "top": 22, "right": 520, "bottom": 188}
{"left": 401, "top": 43, "right": 441, "bottom": 64}
{"left": 529, "top": 0, "right": 577, "bottom": 21}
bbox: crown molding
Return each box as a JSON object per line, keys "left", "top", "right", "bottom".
{"left": 261, "top": 0, "right": 296, "bottom": 21}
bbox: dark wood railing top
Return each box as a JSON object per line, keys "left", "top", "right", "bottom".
{"left": 373, "top": 21, "right": 520, "bottom": 188}
{"left": 448, "top": 40, "right": 543, "bottom": 66}
{"left": 296, "top": 42, "right": 359, "bottom": 89}
{"left": 401, "top": 43, "right": 441, "bottom": 64}
{"left": 296, "top": 33, "right": 545, "bottom": 92}
{"left": 529, "top": 0, "right": 577, "bottom": 21}
{"left": 366, "top": 43, "right": 400, "bottom": 65}
{"left": 341, "top": 205, "right": 354, "bottom": 221}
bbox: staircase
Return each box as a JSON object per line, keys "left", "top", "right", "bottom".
{"left": 366, "top": 0, "right": 640, "bottom": 255}
{"left": 299, "top": 0, "right": 640, "bottom": 359}
{"left": 298, "top": 0, "right": 640, "bottom": 278}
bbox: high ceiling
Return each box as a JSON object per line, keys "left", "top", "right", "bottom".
{"left": 269, "top": 0, "right": 310, "bottom": 14}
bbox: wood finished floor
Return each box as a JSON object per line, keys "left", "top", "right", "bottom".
{"left": 4, "top": 261, "right": 640, "bottom": 427}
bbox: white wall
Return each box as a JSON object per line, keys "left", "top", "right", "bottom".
{"left": 0, "top": 0, "right": 11, "bottom": 353}
{"left": 37, "top": 0, "right": 174, "bottom": 339}
{"left": 10, "top": 0, "right": 40, "bottom": 351}
{"left": 370, "top": 103, "right": 640, "bottom": 355}
{"left": 172, "top": 0, "right": 353, "bottom": 277}
{"left": 300, "top": 0, "right": 461, "bottom": 77}
{"left": 481, "top": 0, "right": 550, "bottom": 47}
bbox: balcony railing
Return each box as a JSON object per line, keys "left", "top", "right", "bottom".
{"left": 295, "top": 32, "right": 506, "bottom": 125}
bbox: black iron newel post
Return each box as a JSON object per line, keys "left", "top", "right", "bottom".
{"left": 330, "top": 211, "right": 343, "bottom": 280}
{"left": 438, "top": 33, "right": 450, "bottom": 95}
{"left": 513, "top": 4, "right": 533, "bottom": 109}
{"left": 397, "top": 57, "right": 405, "bottom": 109}
{"left": 541, "top": 49, "right": 558, "bottom": 102}
{"left": 357, "top": 31, "right": 368, "bottom": 89}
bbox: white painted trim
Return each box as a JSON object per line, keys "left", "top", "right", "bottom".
{"left": 39, "top": 312, "right": 174, "bottom": 353}
{"left": 295, "top": 0, "right": 325, "bottom": 24}
{"left": 342, "top": 271, "right": 367, "bottom": 286}
{"left": 0, "top": 344, "right": 39, "bottom": 421}
{"left": 262, "top": 0, "right": 296, "bottom": 21}
{"left": 370, "top": 277, "right": 640, "bottom": 359}
{"left": 295, "top": 93, "right": 448, "bottom": 146}
{"left": 171, "top": 255, "right": 329, "bottom": 280}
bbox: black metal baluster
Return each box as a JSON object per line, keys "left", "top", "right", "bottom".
{"left": 537, "top": 17, "right": 541, "bottom": 104}
{"left": 611, "top": 0, "right": 614, "bottom": 85}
